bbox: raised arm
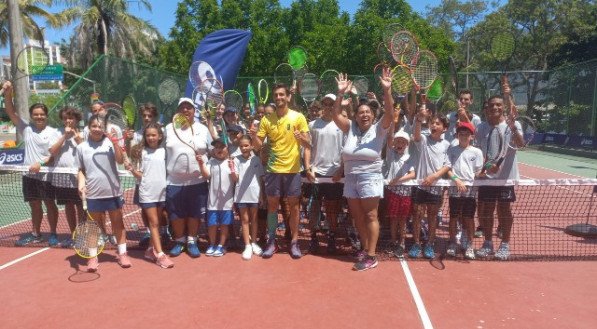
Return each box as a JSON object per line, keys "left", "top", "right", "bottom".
{"left": 379, "top": 66, "right": 394, "bottom": 129}
{"left": 1, "top": 81, "right": 23, "bottom": 126}
{"left": 333, "top": 73, "right": 352, "bottom": 133}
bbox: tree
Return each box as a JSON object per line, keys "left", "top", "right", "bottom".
{"left": 0, "top": 0, "right": 61, "bottom": 46}
{"left": 55, "top": 0, "right": 162, "bottom": 69}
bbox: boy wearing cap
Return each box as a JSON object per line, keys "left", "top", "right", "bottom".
{"left": 306, "top": 93, "right": 345, "bottom": 254}
{"left": 446, "top": 122, "right": 483, "bottom": 259}
{"left": 383, "top": 129, "right": 415, "bottom": 257}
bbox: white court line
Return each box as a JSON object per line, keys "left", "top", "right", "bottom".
{"left": 519, "top": 162, "right": 586, "bottom": 179}
{"left": 0, "top": 247, "right": 50, "bottom": 271}
{"left": 399, "top": 257, "right": 434, "bottom": 329}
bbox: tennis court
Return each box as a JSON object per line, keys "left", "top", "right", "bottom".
{"left": 0, "top": 150, "right": 596, "bottom": 328}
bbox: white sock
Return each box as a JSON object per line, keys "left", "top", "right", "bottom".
{"left": 117, "top": 243, "right": 127, "bottom": 255}
{"left": 187, "top": 236, "right": 196, "bottom": 244}
{"left": 157, "top": 251, "right": 165, "bottom": 257}
{"left": 88, "top": 247, "right": 98, "bottom": 257}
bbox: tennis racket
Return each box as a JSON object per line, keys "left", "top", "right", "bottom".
{"left": 0, "top": 46, "right": 50, "bottom": 96}
{"left": 224, "top": 90, "right": 244, "bottom": 111}
{"left": 390, "top": 65, "right": 414, "bottom": 99}
{"left": 192, "top": 78, "right": 224, "bottom": 120}
{"left": 158, "top": 78, "right": 181, "bottom": 124}
{"left": 390, "top": 30, "right": 419, "bottom": 67}
{"left": 448, "top": 55, "right": 459, "bottom": 94}
{"left": 491, "top": 31, "right": 515, "bottom": 110}
{"left": 382, "top": 22, "right": 404, "bottom": 50}
{"left": 481, "top": 125, "right": 505, "bottom": 178}
{"left": 300, "top": 73, "right": 319, "bottom": 107}
{"left": 288, "top": 46, "right": 308, "bottom": 70}
{"left": 352, "top": 75, "right": 369, "bottom": 98}
{"left": 104, "top": 107, "right": 127, "bottom": 144}
{"left": 189, "top": 60, "right": 217, "bottom": 88}
{"left": 247, "top": 83, "right": 257, "bottom": 117}
{"left": 274, "top": 63, "right": 294, "bottom": 87}
{"left": 319, "top": 69, "right": 340, "bottom": 96}
{"left": 376, "top": 42, "right": 395, "bottom": 66}
{"left": 257, "top": 79, "right": 269, "bottom": 104}
{"left": 411, "top": 50, "right": 438, "bottom": 113}
{"left": 172, "top": 113, "right": 197, "bottom": 154}
{"left": 73, "top": 198, "right": 106, "bottom": 259}
{"left": 122, "top": 95, "right": 137, "bottom": 129}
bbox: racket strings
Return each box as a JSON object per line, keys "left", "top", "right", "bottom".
{"left": 319, "top": 70, "right": 339, "bottom": 96}
{"left": 486, "top": 127, "right": 504, "bottom": 161}
{"left": 73, "top": 221, "right": 104, "bottom": 258}
{"left": 158, "top": 79, "right": 180, "bottom": 104}
{"left": 224, "top": 91, "right": 243, "bottom": 110}
{"left": 390, "top": 31, "right": 419, "bottom": 66}
{"left": 491, "top": 32, "right": 515, "bottom": 62}
{"left": 391, "top": 66, "right": 413, "bottom": 95}
{"left": 412, "top": 51, "right": 438, "bottom": 90}
{"left": 352, "top": 76, "right": 369, "bottom": 96}
{"left": 300, "top": 74, "right": 319, "bottom": 102}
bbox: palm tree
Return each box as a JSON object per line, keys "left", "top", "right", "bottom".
{"left": 0, "top": 0, "right": 61, "bottom": 46}
{"left": 55, "top": 0, "right": 162, "bottom": 68}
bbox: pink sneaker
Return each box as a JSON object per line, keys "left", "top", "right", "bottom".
{"left": 156, "top": 253, "right": 174, "bottom": 269}
{"left": 87, "top": 257, "right": 99, "bottom": 272}
{"left": 144, "top": 247, "right": 157, "bottom": 261}
{"left": 117, "top": 252, "right": 132, "bottom": 268}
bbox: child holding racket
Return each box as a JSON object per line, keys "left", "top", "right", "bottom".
{"left": 233, "top": 134, "right": 265, "bottom": 260}
{"left": 409, "top": 109, "right": 450, "bottom": 259}
{"left": 127, "top": 122, "right": 174, "bottom": 269}
{"left": 77, "top": 114, "right": 130, "bottom": 271}
{"left": 198, "top": 138, "right": 237, "bottom": 257}
{"left": 383, "top": 130, "right": 415, "bottom": 258}
{"left": 445, "top": 122, "right": 483, "bottom": 259}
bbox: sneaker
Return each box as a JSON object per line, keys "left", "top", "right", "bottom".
{"left": 464, "top": 246, "right": 475, "bottom": 260}
{"left": 139, "top": 232, "right": 151, "bottom": 248}
{"left": 60, "top": 237, "right": 74, "bottom": 249}
{"left": 495, "top": 242, "right": 510, "bottom": 261}
{"left": 262, "top": 238, "right": 278, "bottom": 259}
{"left": 474, "top": 226, "right": 483, "bottom": 238}
{"left": 205, "top": 245, "right": 216, "bottom": 256}
{"left": 423, "top": 244, "right": 435, "bottom": 259}
{"left": 48, "top": 233, "right": 59, "bottom": 247}
{"left": 15, "top": 233, "right": 43, "bottom": 246}
{"left": 353, "top": 249, "right": 367, "bottom": 262}
{"left": 408, "top": 244, "right": 422, "bottom": 258}
{"left": 446, "top": 242, "right": 458, "bottom": 257}
{"left": 169, "top": 242, "right": 185, "bottom": 257}
{"left": 213, "top": 245, "right": 226, "bottom": 257}
{"left": 251, "top": 242, "right": 263, "bottom": 256}
{"left": 144, "top": 247, "right": 157, "bottom": 261}
{"left": 87, "top": 257, "right": 99, "bottom": 272}
{"left": 290, "top": 241, "right": 302, "bottom": 259}
{"left": 117, "top": 252, "right": 132, "bottom": 268}
{"left": 187, "top": 242, "right": 201, "bottom": 258}
{"left": 308, "top": 236, "right": 319, "bottom": 254}
{"left": 242, "top": 245, "right": 253, "bottom": 260}
{"left": 353, "top": 255, "right": 378, "bottom": 271}
{"left": 475, "top": 240, "right": 494, "bottom": 258}
{"left": 326, "top": 235, "right": 337, "bottom": 254}
{"left": 393, "top": 244, "right": 405, "bottom": 258}
{"left": 156, "top": 253, "right": 174, "bottom": 268}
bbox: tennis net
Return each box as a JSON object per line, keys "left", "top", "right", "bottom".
{"left": 0, "top": 164, "right": 596, "bottom": 260}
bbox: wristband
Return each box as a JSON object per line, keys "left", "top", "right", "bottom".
{"left": 484, "top": 162, "right": 493, "bottom": 169}
{"left": 450, "top": 175, "right": 458, "bottom": 181}
{"left": 39, "top": 161, "right": 45, "bottom": 166}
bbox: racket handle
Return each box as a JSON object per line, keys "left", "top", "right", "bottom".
{"left": 82, "top": 198, "right": 87, "bottom": 211}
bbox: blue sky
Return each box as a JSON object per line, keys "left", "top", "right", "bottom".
{"left": 1, "top": 0, "right": 441, "bottom": 55}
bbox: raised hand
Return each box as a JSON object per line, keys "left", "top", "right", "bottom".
{"left": 379, "top": 66, "right": 392, "bottom": 91}
{"left": 335, "top": 73, "right": 353, "bottom": 95}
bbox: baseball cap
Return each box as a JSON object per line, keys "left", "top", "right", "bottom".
{"left": 393, "top": 130, "right": 410, "bottom": 142}
{"left": 224, "top": 106, "right": 238, "bottom": 114}
{"left": 178, "top": 97, "right": 195, "bottom": 107}
{"left": 456, "top": 121, "right": 475, "bottom": 134}
{"left": 322, "top": 94, "right": 337, "bottom": 102}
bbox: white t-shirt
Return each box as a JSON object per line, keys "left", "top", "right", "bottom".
{"left": 414, "top": 134, "right": 450, "bottom": 180}
{"left": 164, "top": 121, "right": 212, "bottom": 186}
{"left": 383, "top": 152, "right": 414, "bottom": 196}
{"left": 17, "top": 120, "right": 60, "bottom": 181}
{"left": 475, "top": 120, "right": 521, "bottom": 180}
{"left": 234, "top": 154, "right": 264, "bottom": 203}
{"left": 49, "top": 128, "right": 80, "bottom": 188}
{"left": 76, "top": 137, "right": 122, "bottom": 199}
{"left": 309, "top": 118, "right": 344, "bottom": 176}
{"left": 447, "top": 144, "right": 483, "bottom": 197}
{"left": 138, "top": 147, "right": 167, "bottom": 203}
{"left": 206, "top": 158, "right": 234, "bottom": 211}
{"left": 342, "top": 120, "right": 389, "bottom": 174}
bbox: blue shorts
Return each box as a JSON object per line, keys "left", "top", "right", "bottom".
{"left": 264, "top": 172, "right": 301, "bottom": 198}
{"left": 140, "top": 201, "right": 166, "bottom": 209}
{"left": 207, "top": 210, "right": 234, "bottom": 227}
{"left": 166, "top": 183, "right": 208, "bottom": 221}
{"left": 87, "top": 196, "right": 124, "bottom": 212}
{"left": 235, "top": 202, "right": 258, "bottom": 209}
{"left": 343, "top": 173, "right": 384, "bottom": 199}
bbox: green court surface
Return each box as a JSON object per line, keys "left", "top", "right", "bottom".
{"left": 518, "top": 149, "right": 597, "bottom": 178}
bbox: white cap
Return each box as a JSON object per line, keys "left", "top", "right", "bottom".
{"left": 393, "top": 129, "right": 410, "bottom": 142}
{"left": 322, "top": 93, "right": 337, "bottom": 102}
{"left": 178, "top": 97, "right": 195, "bottom": 107}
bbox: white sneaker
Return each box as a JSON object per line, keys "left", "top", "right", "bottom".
{"left": 251, "top": 242, "right": 263, "bottom": 256}
{"left": 242, "top": 244, "right": 252, "bottom": 260}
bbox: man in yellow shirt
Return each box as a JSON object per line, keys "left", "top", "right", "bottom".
{"left": 250, "top": 83, "right": 312, "bottom": 259}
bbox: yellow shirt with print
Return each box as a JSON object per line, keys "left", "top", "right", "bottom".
{"left": 257, "top": 109, "right": 309, "bottom": 173}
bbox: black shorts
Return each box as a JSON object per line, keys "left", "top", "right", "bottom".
{"left": 303, "top": 181, "right": 344, "bottom": 201}
{"left": 478, "top": 186, "right": 516, "bottom": 202}
{"left": 55, "top": 186, "right": 81, "bottom": 205}
{"left": 449, "top": 196, "right": 476, "bottom": 218}
{"left": 22, "top": 176, "right": 55, "bottom": 202}
{"left": 133, "top": 184, "right": 140, "bottom": 205}
{"left": 412, "top": 187, "right": 442, "bottom": 205}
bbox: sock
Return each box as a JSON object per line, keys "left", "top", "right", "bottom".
{"left": 117, "top": 243, "right": 127, "bottom": 255}
{"left": 267, "top": 213, "right": 278, "bottom": 239}
{"left": 88, "top": 247, "right": 98, "bottom": 257}
{"left": 157, "top": 251, "right": 165, "bottom": 257}
{"left": 187, "top": 236, "right": 196, "bottom": 244}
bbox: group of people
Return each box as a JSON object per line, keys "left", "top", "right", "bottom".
{"left": 2, "top": 68, "right": 521, "bottom": 272}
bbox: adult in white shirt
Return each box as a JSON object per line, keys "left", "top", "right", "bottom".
{"left": 2, "top": 82, "right": 60, "bottom": 247}
{"left": 445, "top": 90, "right": 482, "bottom": 144}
